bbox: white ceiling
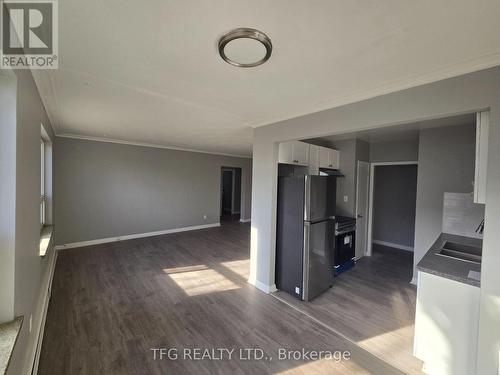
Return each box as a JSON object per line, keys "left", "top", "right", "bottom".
{"left": 33, "top": 0, "right": 500, "bottom": 157}
{"left": 310, "top": 113, "right": 476, "bottom": 144}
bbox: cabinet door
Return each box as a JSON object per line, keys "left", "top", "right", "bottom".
{"left": 414, "top": 271, "right": 480, "bottom": 375}
{"left": 328, "top": 149, "right": 340, "bottom": 169}
{"left": 292, "top": 142, "right": 310, "bottom": 166}
{"left": 308, "top": 145, "right": 320, "bottom": 174}
{"left": 278, "top": 141, "right": 294, "bottom": 164}
{"left": 474, "top": 111, "right": 489, "bottom": 204}
{"left": 318, "top": 146, "right": 330, "bottom": 168}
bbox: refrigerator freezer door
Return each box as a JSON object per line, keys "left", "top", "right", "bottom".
{"left": 302, "top": 220, "right": 334, "bottom": 301}
{"left": 304, "top": 176, "right": 337, "bottom": 222}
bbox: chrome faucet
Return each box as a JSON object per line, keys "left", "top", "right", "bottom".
{"left": 475, "top": 219, "right": 485, "bottom": 235}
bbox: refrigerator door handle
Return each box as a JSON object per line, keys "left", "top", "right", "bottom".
{"left": 303, "top": 175, "right": 311, "bottom": 222}
{"left": 302, "top": 223, "right": 310, "bottom": 301}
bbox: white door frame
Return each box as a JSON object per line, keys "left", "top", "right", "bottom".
{"left": 355, "top": 161, "right": 370, "bottom": 259}
{"left": 366, "top": 161, "right": 418, "bottom": 256}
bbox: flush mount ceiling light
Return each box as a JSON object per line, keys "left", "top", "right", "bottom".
{"left": 218, "top": 28, "right": 272, "bottom": 68}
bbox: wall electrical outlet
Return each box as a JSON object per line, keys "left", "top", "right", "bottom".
{"left": 203, "top": 214, "right": 207, "bottom": 220}
{"left": 343, "top": 195, "right": 348, "bottom": 202}
{"left": 295, "top": 287, "right": 300, "bottom": 294}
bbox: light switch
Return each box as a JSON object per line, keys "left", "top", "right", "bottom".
{"left": 343, "top": 195, "right": 348, "bottom": 202}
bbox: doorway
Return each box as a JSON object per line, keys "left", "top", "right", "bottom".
{"left": 367, "top": 162, "right": 418, "bottom": 256}
{"left": 220, "top": 167, "right": 242, "bottom": 222}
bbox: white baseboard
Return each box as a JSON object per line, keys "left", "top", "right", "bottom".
{"left": 410, "top": 275, "right": 418, "bottom": 286}
{"left": 28, "top": 247, "right": 58, "bottom": 375}
{"left": 372, "top": 240, "right": 414, "bottom": 252}
{"left": 55, "top": 223, "right": 221, "bottom": 250}
{"left": 239, "top": 218, "right": 251, "bottom": 223}
{"left": 248, "top": 278, "right": 277, "bottom": 294}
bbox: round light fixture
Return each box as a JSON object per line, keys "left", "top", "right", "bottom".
{"left": 218, "top": 28, "right": 272, "bottom": 68}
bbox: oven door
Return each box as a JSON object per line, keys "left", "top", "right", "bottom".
{"left": 334, "top": 230, "right": 356, "bottom": 267}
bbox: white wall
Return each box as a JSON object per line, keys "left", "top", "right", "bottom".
{"left": 3, "top": 68, "right": 56, "bottom": 375}
{"left": 0, "top": 71, "right": 17, "bottom": 323}
{"left": 250, "top": 66, "right": 500, "bottom": 374}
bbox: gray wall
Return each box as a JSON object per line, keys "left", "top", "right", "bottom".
{"left": 356, "top": 139, "right": 370, "bottom": 163}
{"left": 373, "top": 165, "right": 418, "bottom": 248}
{"left": 414, "top": 123, "right": 476, "bottom": 272}
{"left": 54, "top": 138, "right": 252, "bottom": 245}
{"left": 331, "top": 139, "right": 357, "bottom": 216}
{"left": 5, "top": 69, "right": 56, "bottom": 375}
{"left": 370, "top": 139, "right": 419, "bottom": 162}
{"left": 313, "top": 138, "right": 369, "bottom": 218}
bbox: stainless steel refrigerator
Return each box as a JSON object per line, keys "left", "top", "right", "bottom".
{"left": 275, "top": 175, "right": 337, "bottom": 301}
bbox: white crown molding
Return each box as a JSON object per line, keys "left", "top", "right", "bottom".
{"left": 56, "top": 133, "right": 253, "bottom": 159}
{"left": 31, "top": 70, "right": 61, "bottom": 133}
{"left": 251, "top": 51, "right": 500, "bottom": 129}
{"left": 54, "top": 223, "right": 221, "bottom": 250}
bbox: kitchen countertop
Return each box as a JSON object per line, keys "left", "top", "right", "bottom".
{"left": 416, "top": 233, "right": 482, "bottom": 287}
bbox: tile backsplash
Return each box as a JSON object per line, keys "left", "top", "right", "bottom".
{"left": 442, "top": 192, "right": 485, "bottom": 239}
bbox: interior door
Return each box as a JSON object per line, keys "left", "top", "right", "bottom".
{"left": 355, "top": 161, "right": 370, "bottom": 258}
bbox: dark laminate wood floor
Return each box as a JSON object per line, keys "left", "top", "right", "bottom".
{"left": 39, "top": 222, "right": 404, "bottom": 375}
{"left": 275, "top": 244, "right": 424, "bottom": 375}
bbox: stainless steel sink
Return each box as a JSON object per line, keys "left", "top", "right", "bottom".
{"left": 437, "top": 241, "right": 482, "bottom": 264}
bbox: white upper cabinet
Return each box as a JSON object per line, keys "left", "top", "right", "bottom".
{"left": 474, "top": 111, "right": 489, "bottom": 204}
{"left": 278, "top": 141, "right": 310, "bottom": 166}
{"left": 316, "top": 146, "right": 340, "bottom": 169}
{"left": 307, "top": 144, "right": 340, "bottom": 174}
{"left": 293, "top": 141, "right": 310, "bottom": 166}
{"left": 308, "top": 145, "right": 321, "bottom": 174}
{"left": 326, "top": 149, "right": 340, "bottom": 169}
{"left": 278, "top": 141, "right": 294, "bottom": 164}
{"left": 318, "top": 146, "right": 330, "bottom": 168}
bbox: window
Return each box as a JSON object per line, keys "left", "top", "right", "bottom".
{"left": 40, "top": 138, "right": 46, "bottom": 226}
{"left": 40, "top": 123, "right": 52, "bottom": 228}
{"left": 40, "top": 124, "right": 53, "bottom": 256}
